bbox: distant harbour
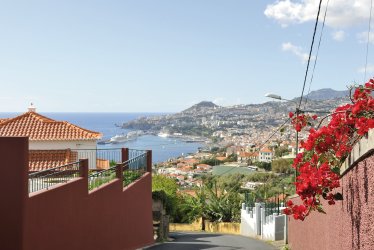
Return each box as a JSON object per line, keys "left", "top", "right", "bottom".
{"left": 0, "top": 112, "right": 203, "bottom": 163}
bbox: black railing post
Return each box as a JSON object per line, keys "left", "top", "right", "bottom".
{"left": 277, "top": 196, "right": 280, "bottom": 215}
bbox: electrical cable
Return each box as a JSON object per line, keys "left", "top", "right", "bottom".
{"left": 364, "top": 0, "right": 373, "bottom": 82}
{"left": 304, "top": 0, "right": 330, "bottom": 110}
{"left": 298, "top": 0, "right": 324, "bottom": 110}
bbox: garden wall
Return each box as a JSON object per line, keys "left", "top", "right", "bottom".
{"left": 240, "top": 203, "right": 286, "bottom": 241}
{"left": 0, "top": 137, "right": 154, "bottom": 250}
{"left": 170, "top": 219, "right": 240, "bottom": 235}
{"left": 288, "top": 130, "right": 374, "bottom": 250}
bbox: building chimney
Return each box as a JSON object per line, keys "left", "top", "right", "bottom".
{"left": 28, "top": 103, "right": 36, "bottom": 112}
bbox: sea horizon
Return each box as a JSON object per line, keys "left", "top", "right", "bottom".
{"left": 0, "top": 112, "right": 202, "bottom": 163}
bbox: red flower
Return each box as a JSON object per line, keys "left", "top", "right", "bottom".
{"left": 286, "top": 78, "right": 374, "bottom": 220}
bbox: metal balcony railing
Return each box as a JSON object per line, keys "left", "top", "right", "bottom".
{"left": 88, "top": 150, "right": 148, "bottom": 190}
{"left": 29, "top": 161, "right": 80, "bottom": 193}
{"left": 74, "top": 148, "right": 124, "bottom": 169}
{"left": 122, "top": 151, "right": 148, "bottom": 187}
{"left": 28, "top": 148, "right": 150, "bottom": 193}
{"left": 88, "top": 166, "right": 117, "bottom": 190}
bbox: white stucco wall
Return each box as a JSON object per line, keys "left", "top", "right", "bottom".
{"left": 29, "top": 140, "right": 98, "bottom": 169}
{"left": 240, "top": 207, "right": 257, "bottom": 237}
{"left": 240, "top": 203, "right": 285, "bottom": 241}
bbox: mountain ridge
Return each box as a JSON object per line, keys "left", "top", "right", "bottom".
{"left": 122, "top": 88, "right": 350, "bottom": 140}
{"left": 304, "top": 88, "right": 349, "bottom": 101}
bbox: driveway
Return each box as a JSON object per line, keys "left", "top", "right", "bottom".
{"left": 145, "top": 231, "right": 277, "bottom": 250}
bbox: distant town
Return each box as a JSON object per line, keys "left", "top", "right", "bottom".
{"left": 122, "top": 89, "right": 348, "bottom": 148}
{"left": 120, "top": 88, "right": 351, "bottom": 188}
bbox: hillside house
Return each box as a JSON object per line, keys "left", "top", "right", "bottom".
{"left": 0, "top": 105, "right": 102, "bottom": 170}
{"left": 238, "top": 152, "right": 259, "bottom": 163}
{"left": 259, "top": 147, "right": 273, "bottom": 162}
{"left": 196, "top": 163, "right": 212, "bottom": 172}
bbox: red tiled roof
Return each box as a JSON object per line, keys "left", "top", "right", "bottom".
{"left": 184, "top": 158, "right": 198, "bottom": 164}
{"left": 239, "top": 152, "right": 252, "bottom": 157}
{"left": 260, "top": 147, "right": 272, "bottom": 153}
{"left": 0, "top": 118, "right": 9, "bottom": 124}
{"left": 196, "top": 163, "right": 211, "bottom": 167}
{"left": 0, "top": 112, "right": 101, "bottom": 140}
{"left": 29, "top": 149, "right": 78, "bottom": 172}
{"left": 180, "top": 165, "right": 193, "bottom": 172}
{"left": 251, "top": 152, "right": 259, "bottom": 157}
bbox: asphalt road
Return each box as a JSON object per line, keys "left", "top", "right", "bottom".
{"left": 146, "top": 232, "right": 277, "bottom": 250}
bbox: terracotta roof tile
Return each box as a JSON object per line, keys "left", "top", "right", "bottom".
{"left": 216, "top": 156, "right": 227, "bottom": 161}
{"left": 0, "top": 118, "right": 9, "bottom": 124}
{"left": 239, "top": 152, "right": 252, "bottom": 157}
{"left": 0, "top": 112, "right": 101, "bottom": 140}
{"left": 29, "top": 149, "right": 78, "bottom": 171}
{"left": 260, "top": 147, "right": 272, "bottom": 153}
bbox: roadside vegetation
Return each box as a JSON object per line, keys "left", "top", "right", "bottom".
{"left": 152, "top": 168, "right": 295, "bottom": 226}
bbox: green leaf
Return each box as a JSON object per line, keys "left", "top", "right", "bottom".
{"left": 331, "top": 166, "right": 341, "bottom": 175}
{"left": 316, "top": 205, "right": 326, "bottom": 214}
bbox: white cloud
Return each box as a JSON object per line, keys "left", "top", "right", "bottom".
{"left": 357, "top": 31, "right": 374, "bottom": 44}
{"left": 358, "top": 64, "right": 374, "bottom": 74}
{"left": 265, "top": 0, "right": 372, "bottom": 29}
{"left": 332, "top": 30, "right": 346, "bottom": 41}
{"left": 282, "top": 42, "right": 315, "bottom": 63}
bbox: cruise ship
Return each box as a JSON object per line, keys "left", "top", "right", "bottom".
{"left": 110, "top": 130, "right": 144, "bottom": 143}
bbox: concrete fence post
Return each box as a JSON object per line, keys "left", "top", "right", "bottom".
{"left": 79, "top": 159, "right": 89, "bottom": 178}
{"left": 122, "top": 148, "right": 129, "bottom": 163}
{"left": 261, "top": 208, "right": 265, "bottom": 239}
{"left": 255, "top": 203, "right": 262, "bottom": 235}
{"left": 0, "top": 137, "right": 28, "bottom": 250}
{"left": 79, "top": 159, "right": 89, "bottom": 190}
{"left": 116, "top": 163, "right": 124, "bottom": 183}
{"left": 242, "top": 203, "right": 246, "bottom": 210}
{"left": 147, "top": 150, "right": 152, "bottom": 172}
{"left": 284, "top": 215, "right": 288, "bottom": 244}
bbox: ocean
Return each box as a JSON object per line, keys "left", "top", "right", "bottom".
{"left": 0, "top": 112, "right": 203, "bottom": 163}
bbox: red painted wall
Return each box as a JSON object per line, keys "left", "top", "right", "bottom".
{"left": 0, "top": 137, "right": 28, "bottom": 250}
{"left": 1, "top": 137, "right": 154, "bottom": 250}
{"left": 288, "top": 151, "right": 374, "bottom": 250}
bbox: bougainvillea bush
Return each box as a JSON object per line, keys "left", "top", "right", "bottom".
{"left": 283, "top": 78, "right": 374, "bottom": 221}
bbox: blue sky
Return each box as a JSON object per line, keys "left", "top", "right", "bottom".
{"left": 1, "top": 0, "right": 373, "bottom": 112}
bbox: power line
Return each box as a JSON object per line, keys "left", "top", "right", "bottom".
{"left": 298, "top": 0, "right": 323, "bottom": 110}
{"left": 304, "top": 0, "right": 330, "bottom": 110}
{"left": 364, "top": 0, "right": 373, "bottom": 82}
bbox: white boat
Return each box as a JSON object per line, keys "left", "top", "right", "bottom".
{"left": 109, "top": 134, "right": 128, "bottom": 143}
{"left": 158, "top": 132, "right": 169, "bottom": 138}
